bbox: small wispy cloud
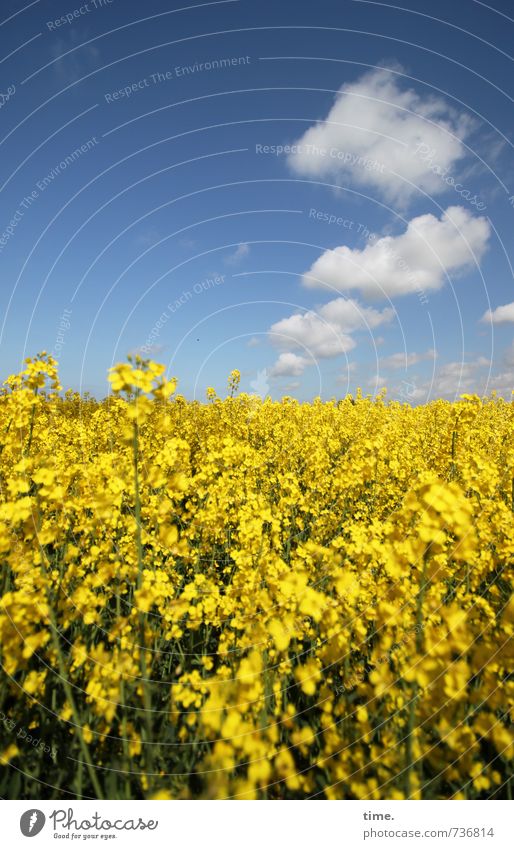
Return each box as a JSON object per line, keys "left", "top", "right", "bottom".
{"left": 51, "top": 33, "right": 100, "bottom": 85}
{"left": 129, "top": 344, "right": 167, "bottom": 358}
{"left": 379, "top": 349, "right": 436, "bottom": 370}
{"left": 135, "top": 229, "right": 161, "bottom": 248}
{"left": 224, "top": 243, "right": 250, "bottom": 266}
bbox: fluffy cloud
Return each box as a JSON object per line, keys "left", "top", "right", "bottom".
{"left": 269, "top": 353, "right": 310, "bottom": 377}
{"left": 287, "top": 67, "right": 472, "bottom": 203}
{"left": 380, "top": 349, "right": 436, "bottom": 369}
{"left": 486, "top": 342, "right": 514, "bottom": 396}
{"left": 269, "top": 298, "right": 394, "bottom": 359}
{"left": 366, "top": 373, "right": 387, "bottom": 388}
{"left": 302, "top": 206, "right": 490, "bottom": 299}
{"left": 401, "top": 357, "right": 490, "bottom": 401}
{"left": 503, "top": 341, "right": 514, "bottom": 367}
{"left": 481, "top": 302, "right": 514, "bottom": 324}
{"left": 488, "top": 367, "right": 514, "bottom": 397}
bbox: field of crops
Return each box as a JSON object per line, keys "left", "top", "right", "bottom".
{"left": 0, "top": 353, "right": 512, "bottom": 799}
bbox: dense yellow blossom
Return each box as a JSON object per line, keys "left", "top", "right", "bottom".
{"left": 0, "top": 354, "right": 512, "bottom": 799}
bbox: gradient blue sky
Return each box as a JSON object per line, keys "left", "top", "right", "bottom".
{"left": 1, "top": 0, "right": 513, "bottom": 400}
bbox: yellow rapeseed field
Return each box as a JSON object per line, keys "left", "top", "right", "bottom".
{"left": 0, "top": 353, "right": 512, "bottom": 799}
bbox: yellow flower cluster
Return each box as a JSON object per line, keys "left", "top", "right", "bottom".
{"left": 0, "top": 356, "right": 512, "bottom": 800}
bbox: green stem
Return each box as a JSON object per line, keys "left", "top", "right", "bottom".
{"left": 404, "top": 688, "right": 419, "bottom": 798}
{"left": 0, "top": 416, "right": 13, "bottom": 457}
{"left": 449, "top": 427, "right": 458, "bottom": 480}
{"left": 451, "top": 428, "right": 457, "bottom": 460}
{"left": 25, "top": 389, "right": 39, "bottom": 456}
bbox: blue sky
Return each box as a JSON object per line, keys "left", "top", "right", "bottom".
{"left": 1, "top": 0, "right": 513, "bottom": 400}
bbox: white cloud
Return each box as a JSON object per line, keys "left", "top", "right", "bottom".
{"left": 481, "top": 302, "right": 514, "bottom": 324}
{"left": 302, "top": 206, "right": 490, "bottom": 299}
{"left": 269, "top": 297, "right": 394, "bottom": 359}
{"left": 319, "top": 297, "right": 395, "bottom": 330}
{"left": 503, "top": 341, "right": 514, "bottom": 367}
{"left": 224, "top": 243, "right": 250, "bottom": 265}
{"left": 335, "top": 362, "right": 358, "bottom": 383}
{"left": 380, "top": 349, "right": 436, "bottom": 369}
{"left": 365, "top": 351, "right": 514, "bottom": 401}
{"left": 431, "top": 360, "right": 489, "bottom": 395}
{"left": 486, "top": 342, "right": 514, "bottom": 397}
{"left": 287, "top": 67, "right": 472, "bottom": 203}
{"left": 129, "top": 343, "right": 167, "bottom": 358}
{"left": 269, "top": 353, "right": 309, "bottom": 377}
{"left": 367, "top": 373, "right": 387, "bottom": 388}
{"left": 270, "top": 312, "right": 353, "bottom": 359}
{"left": 401, "top": 357, "right": 490, "bottom": 401}
{"left": 489, "top": 373, "right": 514, "bottom": 396}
